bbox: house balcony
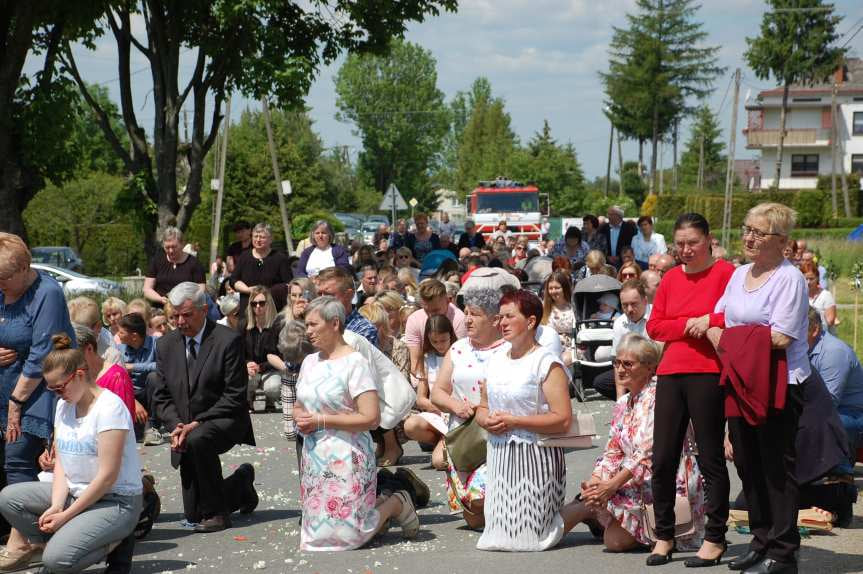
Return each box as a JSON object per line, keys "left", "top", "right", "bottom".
{"left": 744, "top": 128, "right": 832, "bottom": 149}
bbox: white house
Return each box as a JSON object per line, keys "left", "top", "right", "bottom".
{"left": 434, "top": 188, "right": 466, "bottom": 225}
{"left": 744, "top": 59, "right": 863, "bottom": 189}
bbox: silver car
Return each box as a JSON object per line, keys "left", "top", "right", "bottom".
{"left": 31, "top": 263, "right": 124, "bottom": 297}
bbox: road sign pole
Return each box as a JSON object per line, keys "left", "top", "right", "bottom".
{"left": 392, "top": 187, "right": 396, "bottom": 226}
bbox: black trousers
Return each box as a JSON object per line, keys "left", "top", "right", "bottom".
{"left": 652, "top": 373, "right": 730, "bottom": 544}
{"left": 592, "top": 369, "right": 617, "bottom": 401}
{"left": 728, "top": 382, "right": 805, "bottom": 563}
{"left": 178, "top": 418, "right": 249, "bottom": 522}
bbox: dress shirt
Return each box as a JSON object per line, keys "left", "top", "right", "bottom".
{"left": 611, "top": 305, "right": 653, "bottom": 356}
{"left": 809, "top": 331, "right": 863, "bottom": 412}
{"left": 119, "top": 336, "right": 157, "bottom": 390}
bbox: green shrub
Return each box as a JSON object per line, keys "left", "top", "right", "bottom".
{"left": 291, "top": 211, "right": 345, "bottom": 240}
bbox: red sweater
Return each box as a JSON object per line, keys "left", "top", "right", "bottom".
{"left": 647, "top": 259, "right": 735, "bottom": 375}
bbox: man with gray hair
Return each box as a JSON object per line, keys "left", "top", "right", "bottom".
{"left": 597, "top": 205, "right": 637, "bottom": 267}
{"left": 152, "top": 282, "right": 258, "bottom": 533}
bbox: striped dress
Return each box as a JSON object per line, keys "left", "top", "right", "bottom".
{"left": 477, "top": 346, "right": 567, "bottom": 552}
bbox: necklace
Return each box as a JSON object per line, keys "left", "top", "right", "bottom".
{"left": 510, "top": 341, "right": 538, "bottom": 360}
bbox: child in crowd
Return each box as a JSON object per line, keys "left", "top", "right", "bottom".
{"left": 404, "top": 315, "right": 457, "bottom": 470}
{"left": 591, "top": 293, "right": 620, "bottom": 321}
{"left": 149, "top": 311, "right": 169, "bottom": 337}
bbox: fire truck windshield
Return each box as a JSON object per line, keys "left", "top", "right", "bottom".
{"left": 475, "top": 192, "right": 539, "bottom": 213}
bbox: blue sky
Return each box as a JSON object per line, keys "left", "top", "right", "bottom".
{"left": 27, "top": 0, "right": 863, "bottom": 180}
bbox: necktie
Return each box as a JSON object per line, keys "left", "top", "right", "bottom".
{"left": 187, "top": 338, "right": 197, "bottom": 373}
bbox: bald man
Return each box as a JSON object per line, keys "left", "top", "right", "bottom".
{"left": 651, "top": 253, "right": 675, "bottom": 275}
{"left": 641, "top": 270, "right": 661, "bottom": 303}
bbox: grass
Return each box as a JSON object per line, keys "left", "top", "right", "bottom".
{"left": 808, "top": 238, "right": 863, "bottom": 278}
{"left": 832, "top": 278, "right": 863, "bottom": 354}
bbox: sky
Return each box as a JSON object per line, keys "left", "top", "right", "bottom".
{"left": 25, "top": 0, "right": 863, "bottom": 181}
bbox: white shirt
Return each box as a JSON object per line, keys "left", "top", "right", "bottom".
{"left": 535, "top": 325, "right": 563, "bottom": 359}
{"left": 305, "top": 246, "right": 335, "bottom": 278}
{"left": 54, "top": 391, "right": 142, "bottom": 497}
{"left": 611, "top": 304, "right": 653, "bottom": 356}
{"left": 609, "top": 224, "right": 621, "bottom": 256}
{"left": 631, "top": 232, "right": 667, "bottom": 263}
{"left": 809, "top": 289, "right": 836, "bottom": 332}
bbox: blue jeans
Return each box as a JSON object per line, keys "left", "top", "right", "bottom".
{"left": 837, "top": 406, "right": 863, "bottom": 475}
{"left": 4, "top": 432, "right": 44, "bottom": 485}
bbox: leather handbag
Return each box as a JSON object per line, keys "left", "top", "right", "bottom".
{"left": 537, "top": 412, "right": 597, "bottom": 448}
{"left": 444, "top": 416, "right": 487, "bottom": 473}
{"left": 642, "top": 454, "right": 696, "bottom": 542}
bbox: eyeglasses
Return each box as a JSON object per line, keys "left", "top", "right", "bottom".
{"left": 48, "top": 370, "right": 81, "bottom": 393}
{"left": 620, "top": 273, "right": 638, "bottom": 280}
{"left": 515, "top": 246, "right": 526, "bottom": 251}
{"left": 740, "top": 225, "right": 782, "bottom": 241}
{"left": 250, "top": 300, "right": 267, "bottom": 308}
{"left": 612, "top": 359, "right": 638, "bottom": 370}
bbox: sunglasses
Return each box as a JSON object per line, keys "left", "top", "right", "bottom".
{"left": 250, "top": 300, "right": 267, "bottom": 308}
{"left": 48, "top": 369, "right": 81, "bottom": 393}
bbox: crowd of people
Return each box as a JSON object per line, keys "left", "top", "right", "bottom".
{"left": 0, "top": 201, "right": 860, "bottom": 573}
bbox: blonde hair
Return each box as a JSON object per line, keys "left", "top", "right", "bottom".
{"left": 397, "top": 268, "right": 418, "bottom": 298}
{"left": 399, "top": 304, "right": 419, "bottom": 331}
{"left": 375, "top": 290, "right": 406, "bottom": 313}
{"left": 359, "top": 302, "right": 390, "bottom": 339}
{"left": 585, "top": 249, "right": 606, "bottom": 270}
{"left": 101, "top": 297, "right": 127, "bottom": 325}
{"left": 42, "top": 333, "right": 88, "bottom": 378}
{"left": 127, "top": 298, "right": 152, "bottom": 323}
{"left": 281, "top": 277, "right": 316, "bottom": 322}
{"left": 68, "top": 296, "right": 101, "bottom": 327}
{"left": 746, "top": 202, "right": 797, "bottom": 236}
{"left": 0, "top": 232, "right": 31, "bottom": 276}
{"left": 245, "top": 285, "right": 277, "bottom": 329}
{"left": 617, "top": 333, "right": 660, "bottom": 366}
{"left": 417, "top": 278, "right": 447, "bottom": 302}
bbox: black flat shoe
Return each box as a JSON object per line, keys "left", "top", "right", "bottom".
{"left": 646, "top": 550, "right": 674, "bottom": 566}
{"left": 684, "top": 541, "right": 728, "bottom": 568}
{"left": 728, "top": 550, "right": 765, "bottom": 571}
{"left": 742, "top": 558, "right": 797, "bottom": 574}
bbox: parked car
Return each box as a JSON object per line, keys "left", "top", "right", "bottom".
{"left": 30, "top": 246, "right": 83, "bottom": 272}
{"left": 365, "top": 214, "right": 389, "bottom": 226}
{"left": 31, "top": 263, "right": 124, "bottom": 297}
{"left": 361, "top": 221, "right": 380, "bottom": 245}
{"left": 333, "top": 212, "right": 363, "bottom": 230}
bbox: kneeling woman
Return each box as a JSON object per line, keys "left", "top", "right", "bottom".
{"left": 0, "top": 334, "right": 143, "bottom": 574}
{"left": 476, "top": 289, "right": 572, "bottom": 551}
{"left": 560, "top": 333, "right": 706, "bottom": 553}
{"left": 295, "top": 296, "right": 419, "bottom": 551}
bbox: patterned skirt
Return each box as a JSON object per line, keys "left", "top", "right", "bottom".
{"left": 477, "top": 441, "right": 566, "bottom": 552}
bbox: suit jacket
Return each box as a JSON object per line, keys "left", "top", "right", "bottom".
{"left": 152, "top": 320, "right": 255, "bottom": 466}
{"left": 597, "top": 220, "right": 637, "bottom": 258}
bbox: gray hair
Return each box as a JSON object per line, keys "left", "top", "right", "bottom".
{"left": 616, "top": 333, "right": 660, "bottom": 366}
{"left": 72, "top": 322, "right": 99, "bottom": 351}
{"left": 160, "top": 226, "right": 183, "bottom": 243}
{"left": 278, "top": 320, "right": 314, "bottom": 364}
{"left": 608, "top": 205, "right": 624, "bottom": 217}
{"left": 462, "top": 287, "right": 502, "bottom": 316}
{"left": 252, "top": 222, "right": 272, "bottom": 237}
{"left": 305, "top": 295, "right": 346, "bottom": 332}
{"left": 309, "top": 220, "right": 335, "bottom": 244}
{"left": 168, "top": 281, "right": 208, "bottom": 308}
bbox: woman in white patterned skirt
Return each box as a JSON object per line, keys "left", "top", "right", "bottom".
{"left": 476, "top": 288, "right": 572, "bottom": 551}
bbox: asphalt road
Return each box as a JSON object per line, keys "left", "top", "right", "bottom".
{"left": 25, "top": 394, "right": 863, "bottom": 574}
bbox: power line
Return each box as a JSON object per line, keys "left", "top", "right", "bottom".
{"left": 716, "top": 73, "right": 735, "bottom": 116}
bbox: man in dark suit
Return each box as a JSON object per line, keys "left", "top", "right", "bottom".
{"left": 597, "top": 205, "right": 638, "bottom": 267}
{"left": 152, "top": 282, "right": 258, "bottom": 532}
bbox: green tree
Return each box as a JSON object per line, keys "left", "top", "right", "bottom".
{"left": 620, "top": 161, "right": 649, "bottom": 207}
{"left": 455, "top": 82, "right": 518, "bottom": 196}
{"left": 601, "top": 0, "right": 723, "bottom": 194}
{"left": 678, "top": 105, "right": 726, "bottom": 190}
{"left": 435, "top": 77, "right": 493, "bottom": 188}
{"left": 745, "top": 0, "right": 845, "bottom": 195}
{"left": 61, "top": 0, "right": 457, "bottom": 255}
{"left": 335, "top": 39, "right": 449, "bottom": 212}
{"left": 511, "top": 120, "right": 586, "bottom": 217}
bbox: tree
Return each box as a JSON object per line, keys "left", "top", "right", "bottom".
{"left": 511, "top": 121, "right": 586, "bottom": 216}
{"left": 60, "top": 0, "right": 457, "bottom": 255}
{"left": 455, "top": 81, "right": 518, "bottom": 195}
{"left": 601, "top": 0, "right": 723, "bottom": 195}
{"left": 335, "top": 39, "right": 449, "bottom": 212}
{"left": 679, "top": 104, "right": 725, "bottom": 189}
{"left": 0, "top": 1, "right": 108, "bottom": 238}
{"left": 435, "top": 77, "right": 492, "bottom": 188}
{"left": 745, "top": 0, "right": 845, "bottom": 189}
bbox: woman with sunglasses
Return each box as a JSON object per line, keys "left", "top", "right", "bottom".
{"left": 243, "top": 286, "right": 281, "bottom": 412}
{"left": 0, "top": 333, "right": 142, "bottom": 574}
{"left": 645, "top": 213, "right": 735, "bottom": 567}
{"left": 617, "top": 261, "right": 643, "bottom": 283}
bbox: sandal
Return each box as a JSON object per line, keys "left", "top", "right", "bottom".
{"left": 377, "top": 443, "right": 404, "bottom": 467}
{"left": 392, "top": 490, "right": 420, "bottom": 539}
{"left": 0, "top": 546, "right": 43, "bottom": 572}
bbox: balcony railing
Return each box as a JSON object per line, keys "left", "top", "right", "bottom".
{"left": 745, "top": 128, "right": 831, "bottom": 148}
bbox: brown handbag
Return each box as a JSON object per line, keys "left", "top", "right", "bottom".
{"left": 444, "top": 415, "right": 488, "bottom": 473}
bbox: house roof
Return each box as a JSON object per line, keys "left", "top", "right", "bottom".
{"left": 755, "top": 58, "right": 863, "bottom": 98}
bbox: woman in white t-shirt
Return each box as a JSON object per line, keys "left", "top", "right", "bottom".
{"left": 0, "top": 334, "right": 142, "bottom": 573}
{"left": 296, "top": 220, "right": 351, "bottom": 278}
{"left": 803, "top": 264, "right": 837, "bottom": 333}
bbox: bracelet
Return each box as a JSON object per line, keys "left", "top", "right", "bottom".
{"left": 9, "top": 396, "right": 26, "bottom": 407}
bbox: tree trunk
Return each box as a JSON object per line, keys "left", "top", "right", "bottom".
{"left": 638, "top": 139, "right": 644, "bottom": 184}
{"left": 0, "top": 161, "right": 41, "bottom": 239}
{"left": 672, "top": 120, "right": 678, "bottom": 194}
{"left": 650, "top": 103, "right": 660, "bottom": 195}
{"left": 774, "top": 83, "right": 790, "bottom": 189}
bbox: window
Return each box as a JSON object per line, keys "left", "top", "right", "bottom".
{"left": 854, "top": 112, "right": 863, "bottom": 135}
{"left": 852, "top": 154, "right": 863, "bottom": 175}
{"left": 790, "top": 154, "right": 819, "bottom": 177}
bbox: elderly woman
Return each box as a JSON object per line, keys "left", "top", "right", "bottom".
{"left": 143, "top": 227, "right": 206, "bottom": 307}
{"left": 243, "top": 286, "right": 281, "bottom": 412}
{"left": 473, "top": 289, "right": 571, "bottom": 551}
{"left": 708, "top": 203, "right": 811, "bottom": 574}
{"left": 430, "top": 285, "right": 506, "bottom": 529}
{"left": 405, "top": 212, "right": 440, "bottom": 262}
{"left": 560, "top": 334, "right": 705, "bottom": 553}
{"left": 295, "top": 296, "right": 419, "bottom": 550}
{"left": 231, "top": 223, "right": 292, "bottom": 312}
{"left": 574, "top": 249, "right": 615, "bottom": 283}
{"left": 0, "top": 333, "right": 142, "bottom": 573}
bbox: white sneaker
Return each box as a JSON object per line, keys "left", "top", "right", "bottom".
{"left": 143, "top": 428, "right": 163, "bottom": 446}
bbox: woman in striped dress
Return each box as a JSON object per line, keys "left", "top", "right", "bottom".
{"left": 476, "top": 289, "right": 573, "bottom": 551}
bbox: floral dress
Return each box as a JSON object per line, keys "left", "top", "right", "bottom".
{"left": 297, "top": 351, "right": 380, "bottom": 551}
{"left": 548, "top": 304, "right": 575, "bottom": 349}
{"left": 592, "top": 380, "right": 706, "bottom": 549}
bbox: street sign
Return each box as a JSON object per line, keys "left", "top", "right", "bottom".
{"left": 408, "top": 197, "right": 418, "bottom": 207}
{"left": 281, "top": 180, "right": 292, "bottom": 195}
{"left": 380, "top": 183, "right": 408, "bottom": 211}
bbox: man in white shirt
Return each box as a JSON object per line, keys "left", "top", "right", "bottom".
{"left": 631, "top": 216, "right": 667, "bottom": 269}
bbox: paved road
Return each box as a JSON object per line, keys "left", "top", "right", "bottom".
{"left": 28, "top": 395, "right": 863, "bottom": 574}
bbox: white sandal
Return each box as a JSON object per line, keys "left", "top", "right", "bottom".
{"left": 392, "top": 490, "right": 419, "bottom": 539}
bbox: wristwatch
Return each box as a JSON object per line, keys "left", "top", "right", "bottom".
{"left": 9, "top": 395, "right": 26, "bottom": 407}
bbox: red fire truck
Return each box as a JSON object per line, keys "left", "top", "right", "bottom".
{"left": 467, "top": 178, "right": 547, "bottom": 243}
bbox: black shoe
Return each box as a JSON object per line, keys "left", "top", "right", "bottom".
{"left": 237, "top": 463, "right": 259, "bottom": 514}
{"left": 395, "top": 467, "right": 430, "bottom": 508}
{"left": 646, "top": 549, "right": 674, "bottom": 566}
{"left": 194, "top": 514, "right": 231, "bottom": 533}
{"left": 729, "top": 550, "right": 766, "bottom": 571}
{"left": 684, "top": 541, "right": 728, "bottom": 568}
{"left": 742, "top": 558, "right": 797, "bottom": 574}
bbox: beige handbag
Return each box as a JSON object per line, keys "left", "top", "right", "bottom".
{"left": 642, "top": 458, "right": 696, "bottom": 542}
{"left": 537, "top": 412, "right": 597, "bottom": 448}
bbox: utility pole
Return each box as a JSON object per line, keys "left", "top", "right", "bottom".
{"left": 604, "top": 120, "right": 614, "bottom": 197}
{"left": 261, "top": 97, "right": 295, "bottom": 254}
{"left": 722, "top": 69, "right": 741, "bottom": 249}
{"left": 617, "top": 130, "right": 625, "bottom": 197}
{"left": 672, "top": 120, "right": 679, "bottom": 194}
{"left": 658, "top": 140, "right": 664, "bottom": 195}
{"left": 831, "top": 83, "right": 839, "bottom": 218}
{"left": 209, "top": 95, "right": 231, "bottom": 268}
{"left": 836, "top": 83, "right": 852, "bottom": 217}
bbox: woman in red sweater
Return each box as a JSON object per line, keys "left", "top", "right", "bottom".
{"left": 645, "top": 213, "right": 735, "bottom": 567}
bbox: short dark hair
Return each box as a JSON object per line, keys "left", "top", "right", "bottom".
{"left": 583, "top": 214, "right": 599, "bottom": 228}
{"left": 499, "top": 288, "right": 543, "bottom": 328}
{"left": 673, "top": 212, "right": 710, "bottom": 236}
{"left": 637, "top": 216, "right": 653, "bottom": 227}
{"left": 119, "top": 312, "right": 147, "bottom": 339}
{"left": 620, "top": 278, "right": 647, "bottom": 298}
{"left": 233, "top": 221, "right": 251, "bottom": 231}
{"left": 564, "top": 226, "right": 582, "bottom": 242}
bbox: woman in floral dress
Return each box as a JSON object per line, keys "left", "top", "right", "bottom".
{"left": 295, "top": 296, "right": 419, "bottom": 551}
{"left": 560, "top": 333, "right": 705, "bottom": 552}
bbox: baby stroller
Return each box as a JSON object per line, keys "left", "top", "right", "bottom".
{"left": 571, "top": 274, "right": 621, "bottom": 401}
